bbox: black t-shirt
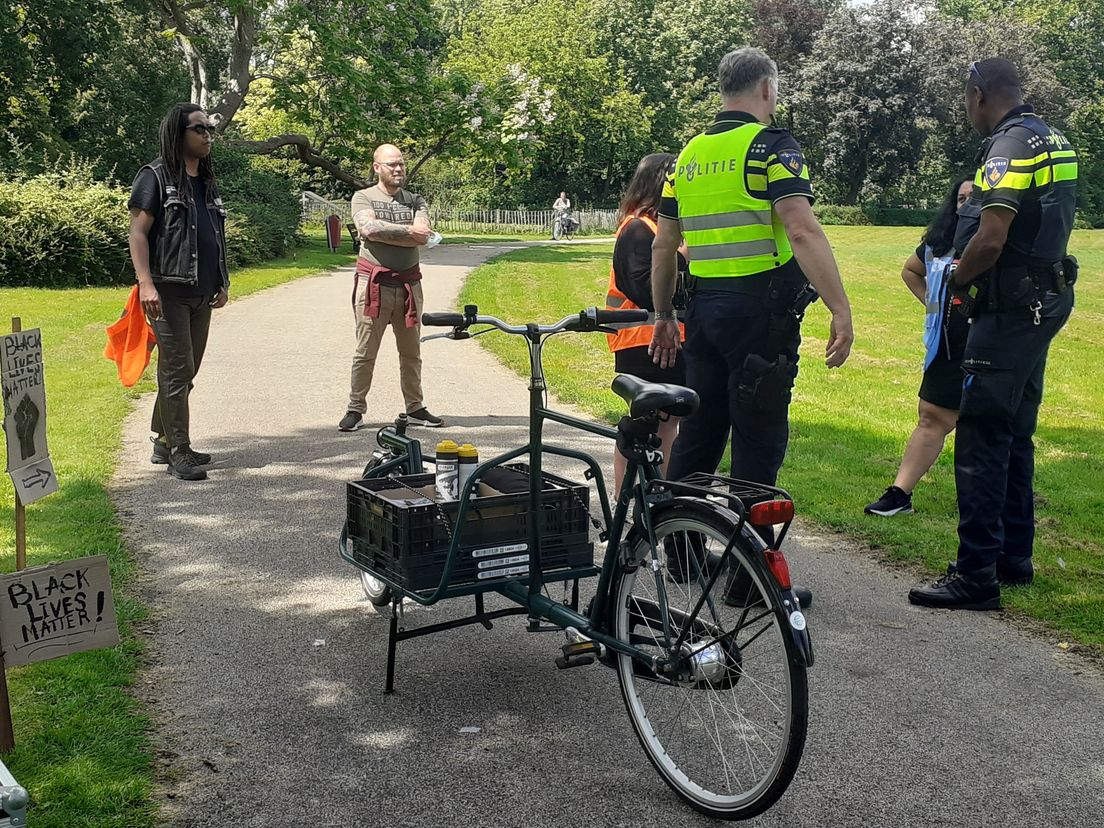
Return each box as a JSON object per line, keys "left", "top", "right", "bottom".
{"left": 129, "top": 169, "right": 221, "bottom": 298}
{"left": 612, "top": 218, "right": 689, "bottom": 309}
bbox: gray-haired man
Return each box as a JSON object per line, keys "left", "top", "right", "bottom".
{"left": 649, "top": 47, "right": 854, "bottom": 606}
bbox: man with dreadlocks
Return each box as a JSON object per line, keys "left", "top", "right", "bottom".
{"left": 128, "top": 103, "right": 230, "bottom": 482}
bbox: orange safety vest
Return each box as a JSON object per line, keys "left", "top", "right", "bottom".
{"left": 606, "top": 214, "right": 685, "bottom": 352}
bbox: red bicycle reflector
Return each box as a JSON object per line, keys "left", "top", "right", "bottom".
{"left": 749, "top": 499, "right": 794, "bottom": 526}
{"left": 764, "top": 550, "right": 792, "bottom": 590}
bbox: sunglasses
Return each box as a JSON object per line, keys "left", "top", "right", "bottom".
{"left": 185, "top": 123, "right": 217, "bottom": 137}
{"left": 967, "top": 61, "right": 984, "bottom": 87}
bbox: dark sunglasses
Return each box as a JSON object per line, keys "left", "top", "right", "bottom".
{"left": 185, "top": 123, "right": 216, "bottom": 137}
{"left": 967, "top": 61, "right": 984, "bottom": 87}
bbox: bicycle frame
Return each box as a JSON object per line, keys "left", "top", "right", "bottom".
{"left": 341, "top": 307, "right": 808, "bottom": 677}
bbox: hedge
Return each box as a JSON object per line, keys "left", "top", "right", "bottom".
{"left": 0, "top": 155, "right": 300, "bottom": 287}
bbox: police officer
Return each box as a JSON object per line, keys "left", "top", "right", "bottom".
{"left": 909, "top": 58, "right": 1078, "bottom": 610}
{"left": 650, "top": 48, "right": 853, "bottom": 491}
{"left": 650, "top": 47, "right": 854, "bottom": 606}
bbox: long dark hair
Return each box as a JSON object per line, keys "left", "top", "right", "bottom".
{"left": 158, "top": 102, "right": 216, "bottom": 202}
{"left": 923, "top": 176, "right": 972, "bottom": 257}
{"left": 619, "top": 153, "right": 676, "bottom": 220}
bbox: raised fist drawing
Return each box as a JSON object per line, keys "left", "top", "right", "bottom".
{"left": 14, "top": 394, "right": 39, "bottom": 460}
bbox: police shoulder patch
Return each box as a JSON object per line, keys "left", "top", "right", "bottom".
{"left": 984, "top": 156, "right": 1010, "bottom": 188}
{"left": 777, "top": 149, "right": 805, "bottom": 176}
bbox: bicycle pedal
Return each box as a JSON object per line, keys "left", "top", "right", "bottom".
{"left": 562, "top": 640, "right": 601, "bottom": 658}
{"left": 526, "top": 619, "right": 563, "bottom": 633}
{"left": 555, "top": 653, "right": 596, "bottom": 670}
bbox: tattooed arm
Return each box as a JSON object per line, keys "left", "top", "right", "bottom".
{"left": 353, "top": 202, "right": 430, "bottom": 247}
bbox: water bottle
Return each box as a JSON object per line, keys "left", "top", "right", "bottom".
{"left": 426, "top": 231, "right": 443, "bottom": 249}
{"left": 435, "top": 440, "right": 460, "bottom": 501}
{"left": 457, "top": 443, "right": 479, "bottom": 499}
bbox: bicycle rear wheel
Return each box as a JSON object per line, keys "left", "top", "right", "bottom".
{"left": 609, "top": 501, "right": 807, "bottom": 820}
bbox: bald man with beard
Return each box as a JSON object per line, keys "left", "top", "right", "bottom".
{"left": 338, "top": 144, "right": 445, "bottom": 431}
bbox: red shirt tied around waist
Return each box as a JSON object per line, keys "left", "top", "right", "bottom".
{"left": 354, "top": 259, "right": 422, "bottom": 328}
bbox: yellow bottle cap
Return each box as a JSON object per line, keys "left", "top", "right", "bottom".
{"left": 436, "top": 439, "right": 460, "bottom": 453}
{"left": 458, "top": 443, "right": 478, "bottom": 458}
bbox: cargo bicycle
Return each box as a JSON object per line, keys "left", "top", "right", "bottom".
{"left": 339, "top": 304, "right": 813, "bottom": 820}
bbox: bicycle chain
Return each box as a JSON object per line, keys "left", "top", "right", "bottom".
{"left": 503, "top": 463, "right": 604, "bottom": 535}
{"left": 383, "top": 473, "right": 456, "bottom": 543}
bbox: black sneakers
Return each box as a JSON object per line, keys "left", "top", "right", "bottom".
{"left": 865, "top": 485, "right": 914, "bottom": 516}
{"left": 338, "top": 411, "right": 366, "bottom": 432}
{"left": 908, "top": 566, "right": 1001, "bottom": 611}
{"left": 152, "top": 437, "right": 210, "bottom": 466}
{"left": 407, "top": 407, "right": 445, "bottom": 428}
{"left": 167, "top": 447, "right": 208, "bottom": 481}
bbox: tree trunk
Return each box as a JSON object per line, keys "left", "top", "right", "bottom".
{"left": 210, "top": 7, "right": 257, "bottom": 129}
{"left": 160, "top": 0, "right": 208, "bottom": 107}
{"left": 845, "top": 157, "right": 867, "bottom": 206}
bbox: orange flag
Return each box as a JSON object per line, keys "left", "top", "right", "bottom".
{"left": 103, "top": 285, "right": 157, "bottom": 387}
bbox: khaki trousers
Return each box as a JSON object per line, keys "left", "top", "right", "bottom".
{"left": 348, "top": 277, "right": 424, "bottom": 414}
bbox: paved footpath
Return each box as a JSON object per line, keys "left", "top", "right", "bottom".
{"left": 112, "top": 242, "right": 1104, "bottom": 828}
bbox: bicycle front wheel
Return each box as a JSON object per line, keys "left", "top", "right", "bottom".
{"left": 609, "top": 501, "right": 808, "bottom": 820}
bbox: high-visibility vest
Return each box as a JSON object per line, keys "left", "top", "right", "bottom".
{"left": 673, "top": 122, "right": 795, "bottom": 278}
{"left": 605, "top": 214, "right": 686, "bottom": 353}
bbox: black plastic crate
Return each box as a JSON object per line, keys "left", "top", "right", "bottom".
{"left": 346, "top": 464, "right": 594, "bottom": 593}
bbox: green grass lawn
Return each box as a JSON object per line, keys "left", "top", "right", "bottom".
{"left": 459, "top": 228, "right": 1104, "bottom": 649}
{"left": 0, "top": 228, "right": 354, "bottom": 827}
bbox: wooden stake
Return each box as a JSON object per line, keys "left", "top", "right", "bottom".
{"left": 10, "top": 317, "right": 25, "bottom": 572}
{"left": 1, "top": 317, "right": 18, "bottom": 751}
{"left": 0, "top": 643, "right": 13, "bottom": 753}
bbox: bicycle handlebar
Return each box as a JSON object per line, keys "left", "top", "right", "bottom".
{"left": 421, "top": 312, "right": 466, "bottom": 327}
{"left": 594, "top": 308, "right": 648, "bottom": 325}
{"left": 420, "top": 305, "right": 649, "bottom": 338}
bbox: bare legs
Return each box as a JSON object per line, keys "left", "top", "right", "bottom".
{"left": 893, "top": 399, "right": 958, "bottom": 494}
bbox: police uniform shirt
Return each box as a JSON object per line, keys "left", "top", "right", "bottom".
{"left": 658, "top": 111, "right": 815, "bottom": 222}
{"left": 954, "top": 104, "right": 1078, "bottom": 265}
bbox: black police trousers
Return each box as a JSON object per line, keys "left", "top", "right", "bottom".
{"left": 667, "top": 291, "right": 801, "bottom": 486}
{"left": 954, "top": 289, "right": 1074, "bottom": 575}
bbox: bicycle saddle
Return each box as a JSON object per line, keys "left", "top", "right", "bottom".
{"left": 612, "top": 374, "right": 699, "bottom": 418}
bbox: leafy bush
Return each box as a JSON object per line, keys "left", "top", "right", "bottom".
{"left": 865, "top": 206, "right": 938, "bottom": 226}
{"left": 0, "top": 153, "right": 301, "bottom": 287}
{"left": 0, "top": 162, "right": 131, "bottom": 287}
{"left": 813, "top": 204, "right": 871, "bottom": 225}
{"left": 216, "top": 148, "right": 302, "bottom": 263}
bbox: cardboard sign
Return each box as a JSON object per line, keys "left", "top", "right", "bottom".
{"left": 2, "top": 329, "right": 58, "bottom": 505}
{"left": 0, "top": 555, "right": 119, "bottom": 668}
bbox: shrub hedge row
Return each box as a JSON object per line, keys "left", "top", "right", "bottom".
{"left": 0, "top": 153, "right": 300, "bottom": 288}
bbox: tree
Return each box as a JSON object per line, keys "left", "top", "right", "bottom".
{"left": 749, "top": 0, "right": 839, "bottom": 69}
{"left": 156, "top": 0, "right": 501, "bottom": 190}
{"left": 445, "top": 0, "right": 656, "bottom": 205}
{"left": 1, "top": 0, "right": 187, "bottom": 179}
{"left": 936, "top": 0, "right": 1104, "bottom": 214}
{"left": 788, "top": 1, "right": 1070, "bottom": 206}
{"left": 789, "top": 0, "right": 930, "bottom": 205}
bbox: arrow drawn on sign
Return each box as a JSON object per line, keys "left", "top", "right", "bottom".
{"left": 21, "top": 466, "right": 52, "bottom": 490}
